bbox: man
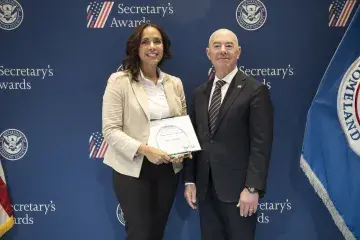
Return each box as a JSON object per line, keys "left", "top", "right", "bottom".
{"left": 183, "top": 29, "right": 274, "bottom": 240}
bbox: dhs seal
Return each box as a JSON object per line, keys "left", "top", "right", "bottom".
{"left": 0, "top": 0, "right": 24, "bottom": 30}
{"left": 0, "top": 129, "right": 28, "bottom": 160}
{"left": 236, "top": 0, "right": 267, "bottom": 31}
{"left": 116, "top": 204, "right": 126, "bottom": 226}
{"left": 337, "top": 56, "right": 360, "bottom": 156}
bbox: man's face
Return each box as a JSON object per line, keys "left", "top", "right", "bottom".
{"left": 206, "top": 30, "right": 241, "bottom": 74}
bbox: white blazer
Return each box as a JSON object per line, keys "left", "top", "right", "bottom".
{"left": 102, "top": 70, "right": 187, "bottom": 177}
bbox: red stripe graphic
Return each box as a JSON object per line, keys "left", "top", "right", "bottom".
{"left": 337, "top": 0, "right": 351, "bottom": 26}
{"left": 98, "top": 2, "right": 112, "bottom": 28}
{"left": 98, "top": 142, "right": 108, "bottom": 158}
{"left": 341, "top": 0, "right": 357, "bottom": 26}
{"left": 92, "top": 149, "right": 98, "bottom": 158}
{"left": 90, "top": 19, "right": 96, "bottom": 28}
{"left": 95, "top": 3, "right": 107, "bottom": 28}
{"left": 87, "top": 10, "right": 92, "bottom": 21}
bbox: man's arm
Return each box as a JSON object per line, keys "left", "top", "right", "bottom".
{"left": 183, "top": 91, "right": 197, "bottom": 183}
{"left": 245, "top": 84, "right": 274, "bottom": 194}
{"left": 183, "top": 91, "right": 198, "bottom": 209}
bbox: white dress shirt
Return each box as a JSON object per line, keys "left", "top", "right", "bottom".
{"left": 139, "top": 68, "right": 171, "bottom": 120}
{"left": 208, "top": 67, "right": 238, "bottom": 109}
{"left": 186, "top": 67, "right": 238, "bottom": 186}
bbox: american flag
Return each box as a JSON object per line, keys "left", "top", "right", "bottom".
{"left": 87, "top": 1, "right": 114, "bottom": 28}
{"left": 329, "top": 0, "right": 358, "bottom": 27}
{"left": 0, "top": 161, "right": 14, "bottom": 238}
{"left": 89, "top": 132, "right": 108, "bottom": 158}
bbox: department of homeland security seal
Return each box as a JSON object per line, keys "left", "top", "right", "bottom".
{"left": 0, "top": 0, "right": 24, "bottom": 30}
{"left": 116, "top": 204, "right": 126, "bottom": 226}
{"left": 236, "top": 0, "right": 267, "bottom": 31}
{"left": 0, "top": 129, "right": 28, "bottom": 160}
{"left": 337, "top": 56, "right": 360, "bottom": 156}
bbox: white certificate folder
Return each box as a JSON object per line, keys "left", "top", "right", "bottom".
{"left": 148, "top": 115, "right": 202, "bottom": 156}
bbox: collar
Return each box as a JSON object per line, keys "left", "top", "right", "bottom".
{"left": 138, "top": 68, "right": 164, "bottom": 85}
{"left": 214, "top": 67, "right": 238, "bottom": 85}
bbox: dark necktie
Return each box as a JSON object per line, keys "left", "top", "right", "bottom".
{"left": 209, "top": 80, "right": 226, "bottom": 135}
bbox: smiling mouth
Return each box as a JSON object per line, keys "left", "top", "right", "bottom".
{"left": 146, "top": 53, "right": 159, "bottom": 57}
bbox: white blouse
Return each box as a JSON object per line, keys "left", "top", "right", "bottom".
{"left": 139, "top": 69, "right": 171, "bottom": 120}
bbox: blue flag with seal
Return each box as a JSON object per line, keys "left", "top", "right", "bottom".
{"left": 300, "top": 5, "right": 360, "bottom": 240}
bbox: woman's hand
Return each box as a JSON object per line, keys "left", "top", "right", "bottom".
{"left": 170, "top": 153, "right": 193, "bottom": 163}
{"left": 138, "top": 144, "right": 170, "bottom": 165}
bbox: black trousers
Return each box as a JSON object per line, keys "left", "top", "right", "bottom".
{"left": 113, "top": 158, "right": 179, "bottom": 240}
{"left": 198, "top": 174, "right": 257, "bottom": 240}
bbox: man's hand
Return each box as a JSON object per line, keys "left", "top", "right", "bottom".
{"left": 237, "top": 188, "right": 259, "bottom": 217}
{"left": 184, "top": 184, "right": 197, "bottom": 209}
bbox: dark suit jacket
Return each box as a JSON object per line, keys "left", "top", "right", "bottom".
{"left": 183, "top": 70, "right": 274, "bottom": 202}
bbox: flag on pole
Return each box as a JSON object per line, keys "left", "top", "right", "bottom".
{"left": 300, "top": 6, "right": 360, "bottom": 240}
{"left": 0, "top": 160, "right": 14, "bottom": 238}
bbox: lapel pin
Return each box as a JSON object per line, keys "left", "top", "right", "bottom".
{"left": 237, "top": 85, "right": 242, "bottom": 88}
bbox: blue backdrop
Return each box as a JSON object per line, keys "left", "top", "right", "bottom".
{"left": 0, "top": 0, "right": 357, "bottom": 239}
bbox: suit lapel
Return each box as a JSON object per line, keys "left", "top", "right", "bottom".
{"left": 202, "top": 78, "right": 214, "bottom": 136}
{"left": 162, "top": 74, "right": 176, "bottom": 117}
{"left": 131, "top": 80, "right": 150, "bottom": 121}
{"left": 211, "top": 71, "right": 247, "bottom": 136}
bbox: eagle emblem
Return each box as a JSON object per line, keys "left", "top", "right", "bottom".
{"left": 0, "top": 129, "right": 28, "bottom": 160}
{"left": 241, "top": 5, "right": 262, "bottom": 24}
{"left": 3, "top": 135, "right": 23, "bottom": 154}
{"left": 0, "top": 0, "right": 23, "bottom": 30}
{"left": 0, "top": 4, "right": 18, "bottom": 24}
{"left": 236, "top": 0, "right": 267, "bottom": 31}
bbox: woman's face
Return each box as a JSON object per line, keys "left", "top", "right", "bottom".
{"left": 138, "top": 26, "right": 164, "bottom": 67}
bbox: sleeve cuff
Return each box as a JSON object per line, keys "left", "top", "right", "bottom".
{"left": 185, "top": 182, "right": 195, "bottom": 186}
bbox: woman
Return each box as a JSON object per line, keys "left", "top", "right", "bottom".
{"left": 102, "top": 23, "right": 187, "bottom": 240}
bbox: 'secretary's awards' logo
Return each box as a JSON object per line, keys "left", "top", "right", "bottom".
{"left": 236, "top": 0, "right": 267, "bottom": 31}
{"left": 86, "top": 1, "right": 175, "bottom": 28}
{"left": 337, "top": 56, "right": 360, "bottom": 156}
{"left": 0, "top": 65, "right": 55, "bottom": 91}
{"left": 0, "top": 0, "right": 23, "bottom": 30}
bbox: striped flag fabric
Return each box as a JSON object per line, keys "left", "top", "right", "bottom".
{"left": 329, "top": 0, "right": 358, "bottom": 27}
{"left": 0, "top": 161, "right": 14, "bottom": 238}
{"left": 89, "top": 132, "right": 108, "bottom": 158}
{"left": 86, "top": 1, "right": 114, "bottom": 28}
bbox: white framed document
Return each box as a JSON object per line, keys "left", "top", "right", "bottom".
{"left": 147, "top": 115, "right": 201, "bottom": 156}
